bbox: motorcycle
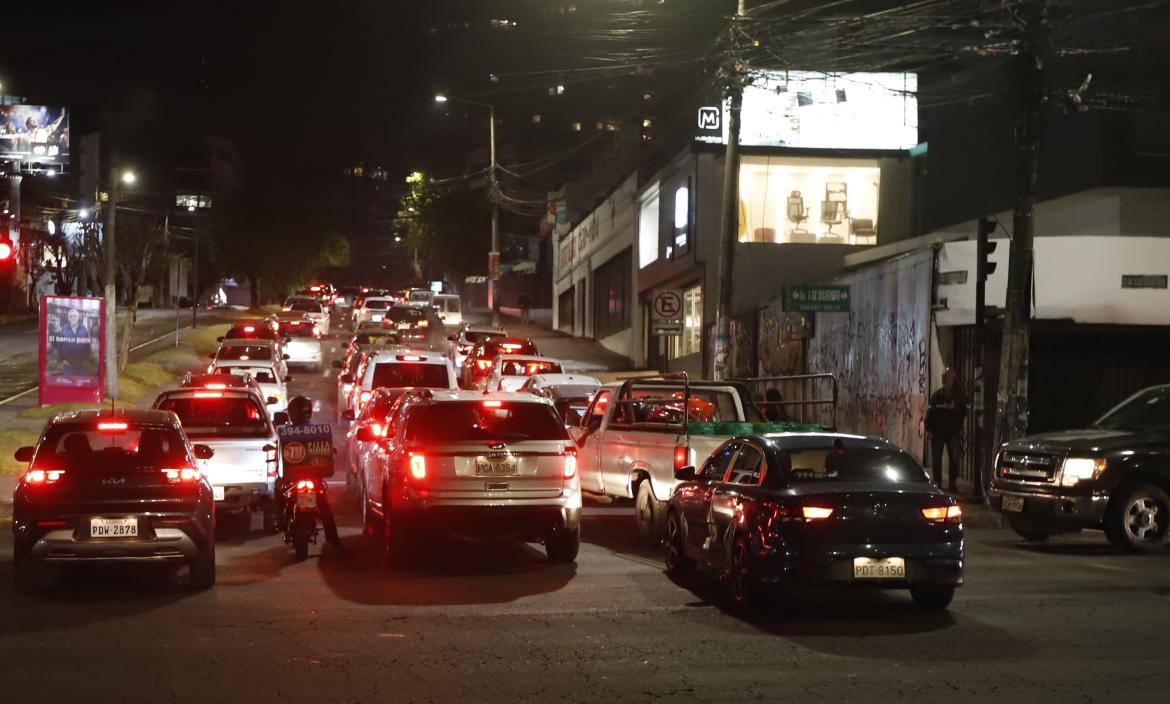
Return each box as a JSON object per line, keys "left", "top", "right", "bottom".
{"left": 280, "top": 477, "right": 326, "bottom": 560}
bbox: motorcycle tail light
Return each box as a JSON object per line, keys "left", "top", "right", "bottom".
{"left": 295, "top": 479, "right": 316, "bottom": 491}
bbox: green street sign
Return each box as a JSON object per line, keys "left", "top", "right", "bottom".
{"left": 783, "top": 284, "right": 851, "bottom": 313}
{"left": 1121, "top": 274, "right": 1168, "bottom": 290}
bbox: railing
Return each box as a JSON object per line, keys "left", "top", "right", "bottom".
{"left": 729, "top": 373, "right": 838, "bottom": 430}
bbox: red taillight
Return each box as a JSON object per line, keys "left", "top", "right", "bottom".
{"left": 296, "top": 479, "right": 316, "bottom": 491}
{"left": 243, "top": 325, "right": 255, "bottom": 333}
{"left": 418, "top": 320, "right": 429, "bottom": 328}
{"left": 204, "top": 383, "right": 227, "bottom": 390}
{"left": 194, "top": 391, "right": 224, "bottom": 398}
{"left": 673, "top": 446, "right": 689, "bottom": 471}
{"left": 483, "top": 400, "right": 503, "bottom": 408}
{"left": 501, "top": 344, "right": 521, "bottom": 351}
{"left": 398, "top": 354, "right": 424, "bottom": 362}
{"left": 35, "top": 520, "right": 67, "bottom": 527}
{"left": 97, "top": 422, "right": 128, "bottom": 432}
{"left": 921, "top": 505, "right": 962, "bottom": 524}
{"left": 25, "top": 469, "right": 65, "bottom": 484}
{"left": 563, "top": 448, "right": 577, "bottom": 479}
{"left": 408, "top": 453, "right": 426, "bottom": 480}
{"left": 162, "top": 467, "right": 201, "bottom": 482}
{"left": 359, "top": 390, "right": 373, "bottom": 406}
{"left": 0, "top": 242, "right": 12, "bottom": 260}
{"left": 802, "top": 506, "right": 834, "bottom": 521}
{"left": 476, "top": 359, "right": 492, "bottom": 371}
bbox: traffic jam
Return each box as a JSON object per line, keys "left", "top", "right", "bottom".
{"left": 9, "top": 283, "right": 1168, "bottom": 611}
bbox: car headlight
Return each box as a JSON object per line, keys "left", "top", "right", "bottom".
{"left": 1059, "top": 457, "right": 1107, "bottom": 487}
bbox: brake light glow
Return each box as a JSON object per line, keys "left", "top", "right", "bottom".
{"left": 563, "top": 448, "right": 577, "bottom": 479}
{"left": 371, "top": 423, "right": 384, "bottom": 437}
{"left": 501, "top": 343, "right": 521, "bottom": 351}
{"left": 359, "top": 390, "right": 373, "bottom": 406}
{"left": 673, "top": 445, "right": 689, "bottom": 471}
{"left": 25, "top": 469, "right": 65, "bottom": 484}
{"left": 408, "top": 453, "right": 426, "bottom": 480}
{"left": 162, "top": 467, "right": 201, "bottom": 482}
{"left": 296, "top": 479, "right": 316, "bottom": 491}
{"left": 204, "top": 383, "right": 227, "bottom": 390}
{"left": 418, "top": 320, "right": 429, "bottom": 328}
{"left": 243, "top": 325, "right": 255, "bottom": 333}
{"left": 97, "top": 422, "right": 128, "bottom": 432}
{"left": 36, "top": 520, "right": 68, "bottom": 527}
{"left": 398, "top": 355, "right": 424, "bottom": 362}
{"left": 476, "top": 360, "right": 492, "bottom": 370}
{"left": 194, "top": 391, "right": 224, "bottom": 398}
{"left": 483, "top": 400, "right": 503, "bottom": 408}
{"left": 802, "top": 506, "right": 834, "bottom": 521}
{"left": 310, "top": 286, "right": 322, "bottom": 291}
{"left": 921, "top": 505, "right": 963, "bottom": 523}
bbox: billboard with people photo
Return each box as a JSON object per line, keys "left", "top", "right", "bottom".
{"left": 0, "top": 105, "right": 70, "bottom": 165}
{"left": 39, "top": 295, "right": 105, "bottom": 405}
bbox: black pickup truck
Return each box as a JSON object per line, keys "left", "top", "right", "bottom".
{"left": 990, "top": 384, "right": 1170, "bottom": 553}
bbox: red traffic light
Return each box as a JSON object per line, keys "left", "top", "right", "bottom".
{"left": 0, "top": 241, "right": 13, "bottom": 261}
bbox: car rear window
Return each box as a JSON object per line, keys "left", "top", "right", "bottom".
{"left": 405, "top": 401, "right": 568, "bottom": 443}
{"left": 371, "top": 362, "right": 451, "bottom": 389}
{"left": 281, "top": 323, "right": 317, "bottom": 338}
{"left": 290, "top": 301, "right": 323, "bottom": 313}
{"left": 353, "top": 332, "right": 400, "bottom": 346}
{"left": 482, "top": 340, "right": 537, "bottom": 357}
{"left": 226, "top": 325, "right": 275, "bottom": 339}
{"left": 213, "top": 366, "right": 278, "bottom": 384}
{"left": 464, "top": 331, "right": 503, "bottom": 345}
{"left": 35, "top": 424, "right": 189, "bottom": 469}
{"left": 775, "top": 444, "right": 928, "bottom": 484}
{"left": 386, "top": 307, "right": 424, "bottom": 323}
{"left": 364, "top": 299, "right": 391, "bottom": 310}
{"left": 501, "top": 360, "right": 562, "bottom": 376}
{"left": 156, "top": 396, "right": 269, "bottom": 438}
{"left": 218, "top": 345, "right": 274, "bottom": 361}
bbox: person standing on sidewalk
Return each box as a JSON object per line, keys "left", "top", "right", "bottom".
{"left": 926, "top": 368, "right": 967, "bottom": 492}
{"left": 518, "top": 292, "right": 531, "bottom": 325}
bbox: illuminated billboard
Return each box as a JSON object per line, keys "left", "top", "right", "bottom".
{"left": 696, "top": 71, "right": 917, "bottom": 151}
{"left": 0, "top": 105, "right": 70, "bottom": 166}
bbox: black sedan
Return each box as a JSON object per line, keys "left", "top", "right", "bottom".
{"left": 11, "top": 409, "right": 217, "bottom": 592}
{"left": 666, "top": 433, "right": 964, "bottom": 610}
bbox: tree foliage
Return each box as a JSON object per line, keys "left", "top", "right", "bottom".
{"left": 396, "top": 171, "right": 491, "bottom": 284}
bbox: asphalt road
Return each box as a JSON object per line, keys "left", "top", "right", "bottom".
{"left": 1, "top": 331, "right": 1169, "bottom": 703}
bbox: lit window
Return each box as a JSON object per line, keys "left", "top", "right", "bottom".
{"left": 670, "top": 285, "right": 702, "bottom": 358}
{"left": 595, "top": 121, "right": 604, "bottom": 131}
{"left": 638, "top": 187, "right": 660, "bottom": 269}
{"left": 571, "top": 122, "right": 582, "bottom": 132}
{"left": 532, "top": 114, "right": 542, "bottom": 124}
{"left": 642, "top": 118, "right": 653, "bottom": 128}
{"left": 673, "top": 185, "right": 688, "bottom": 250}
{"left": 605, "top": 122, "right": 618, "bottom": 132}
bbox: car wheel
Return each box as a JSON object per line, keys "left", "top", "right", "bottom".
{"left": 545, "top": 526, "right": 580, "bottom": 564}
{"left": 729, "top": 534, "right": 766, "bottom": 609}
{"left": 1106, "top": 484, "right": 1170, "bottom": 553}
{"left": 664, "top": 510, "right": 695, "bottom": 577}
{"left": 262, "top": 504, "right": 278, "bottom": 533}
{"left": 1009, "top": 518, "right": 1053, "bottom": 543}
{"left": 910, "top": 583, "right": 955, "bottom": 610}
{"left": 634, "top": 480, "right": 666, "bottom": 548}
{"left": 189, "top": 542, "right": 216, "bottom": 590}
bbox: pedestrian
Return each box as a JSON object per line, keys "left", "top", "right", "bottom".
{"left": 926, "top": 368, "right": 967, "bottom": 492}
{"left": 762, "top": 388, "right": 787, "bottom": 423}
{"left": 518, "top": 292, "right": 531, "bottom": 325}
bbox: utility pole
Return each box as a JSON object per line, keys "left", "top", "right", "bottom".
{"left": 104, "top": 161, "right": 120, "bottom": 402}
{"left": 993, "top": 0, "right": 1048, "bottom": 453}
{"left": 713, "top": 0, "right": 747, "bottom": 380}
{"left": 192, "top": 220, "right": 200, "bottom": 328}
{"left": 489, "top": 103, "right": 501, "bottom": 328}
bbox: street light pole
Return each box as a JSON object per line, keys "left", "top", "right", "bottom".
{"left": 104, "top": 163, "right": 119, "bottom": 401}
{"left": 489, "top": 103, "right": 501, "bottom": 328}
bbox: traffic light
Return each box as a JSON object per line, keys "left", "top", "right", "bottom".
{"left": 0, "top": 239, "right": 12, "bottom": 261}
{"left": 976, "top": 218, "right": 997, "bottom": 281}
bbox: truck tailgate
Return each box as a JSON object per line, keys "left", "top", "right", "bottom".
{"left": 199, "top": 438, "right": 273, "bottom": 486}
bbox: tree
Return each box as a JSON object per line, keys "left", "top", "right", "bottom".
{"left": 116, "top": 211, "right": 169, "bottom": 372}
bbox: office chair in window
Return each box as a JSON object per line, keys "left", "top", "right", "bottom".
{"left": 786, "top": 191, "right": 814, "bottom": 243}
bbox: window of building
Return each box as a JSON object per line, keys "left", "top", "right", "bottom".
{"left": 592, "top": 248, "right": 632, "bottom": 340}
{"left": 670, "top": 284, "right": 702, "bottom": 359}
{"left": 176, "top": 194, "right": 213, "bottom": 210}
{"left": 571, "top": 122, "right": 582, "bottom": 132}
{"left": 638, "top": 187, "right": 660, "bottom": 269}
{"left": 531, "top": 113, "right": 542, "bottom": 124}
{"left": 738, "top": 155, "right": 880, "bottom": 245}
{"left": 673, "top": 183, "right": 689, "bottom": 252}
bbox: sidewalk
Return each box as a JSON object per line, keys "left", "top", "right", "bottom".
{"left": 467, "top": 307, "right": 636, "bottom": 375}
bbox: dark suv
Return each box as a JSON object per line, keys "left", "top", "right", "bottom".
{"left": 11, "top": 410, "right": 218, "bottom": 591}
{"left": 990, "top": 384, "right": 1170, "bottom": 552}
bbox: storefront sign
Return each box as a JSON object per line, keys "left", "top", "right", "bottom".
{"left": 38, "top": 295, "right": 105, "bottom": 406}
{"left": 1121, "top": 274, "right": 1168, "bottom": 289}
{"left": 651, "top": 289, "right": 683, "bottom": 336}
{"left": 783, "top": 285, "right": 851, "bottom": 313}
{"left": 488, "top": 251, "right": 500, "bottom": 281}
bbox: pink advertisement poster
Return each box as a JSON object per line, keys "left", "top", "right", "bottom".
{"left": 38, "top": 295, "right": 105, "bottom": 406}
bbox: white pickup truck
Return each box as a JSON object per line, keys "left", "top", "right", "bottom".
{"left": 570, "top": 375, "right": 767, "bottom": 546}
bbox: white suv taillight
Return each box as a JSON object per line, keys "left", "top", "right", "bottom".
{"left": 563, "top": 448, "right": 577, "bottom": 479}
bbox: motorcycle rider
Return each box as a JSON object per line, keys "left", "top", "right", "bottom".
{"left": 279, "top": 395, "right": 342, "bottom": 548}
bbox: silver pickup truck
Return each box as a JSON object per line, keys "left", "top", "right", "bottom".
{"left": 570, "top": 375, "right": 767, "bottom": 546}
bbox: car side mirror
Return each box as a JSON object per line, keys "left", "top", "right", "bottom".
{"left": 284, "top": 376, "right": 293, "bottom": 383}
{"left": 272, "top": 412, "right": 289, "bottom": 426}
{"left": 267, "top": 396, "right": 279, "bottom": 405}
{"left": 355, "top": 426, "right": 379, "bottom": 442}
{"left": 283, "top": 354, "right": 291, "bottom": 361}
{"left": 262, "top": 443, "right": 278, "bottom": 453}
{"left": 332, "top": 360, "right": 344, "bottom": 369}
{"left": 339, "top": 373, "right": 354, "bottom": 384}
{"left": 342, "top": 409, "right": 356, "bottom": 421}
{"left": 193, "top": 444, "right": 215, "bottom": 461}
{"left": 14, "top": 446, "right": 34, "bottom": 463}
{"left": 216, "top": 336, "right": 224, "bottom": 342}
{"left": 674, "top": 465, "right": 697, "bottom": 482}
{"left": 209, "top": 353, "right": 217, "bottom": 360}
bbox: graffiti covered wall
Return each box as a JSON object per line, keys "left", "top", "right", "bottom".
{"left": 807, "top": 250, "right": 932, "bottom": 461}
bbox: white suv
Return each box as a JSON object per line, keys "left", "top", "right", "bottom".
{"left": 342, "top": 349, "right": 458, "bottom": 415}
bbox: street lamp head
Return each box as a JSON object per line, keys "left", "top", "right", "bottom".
{"left": 434, "top": 93, "right": 449, "bottom": 103}
{"left": 79, "top": 208, "right": 89, "bottom": 219}
{"left": 121, "top": 170, "right": 137, "bottom": 185}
